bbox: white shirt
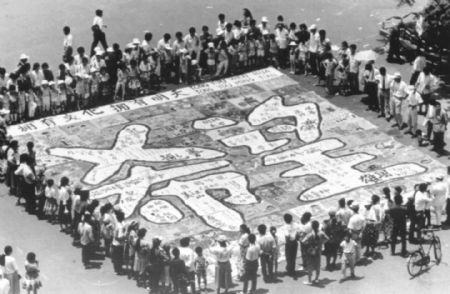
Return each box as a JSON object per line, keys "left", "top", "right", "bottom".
{"left": 348, "top": 53, "right": 359, "bottom": 73}
{"left": 275, "top": 27, "right": 289, "bottom": 49}
{"left": 79, "top": 222, "right": 94, "bottom": 245}
{"left": 14, "top": 163, "right": 35, "bottom": 184}
{"left": 430, "top": 181, "right": 448, "bottom": 204}
{"left": 112, "top": 221, "right": 125, "bottom": 246}
{"left": 59, "top": 186, "right": 71, "bottom": 205}
{"left": 179, "top": 247, "right": 195, "bottom": 270}
{"left": 282, "top": 222, "right": 300, "bottom": 241}
{"left": 348, "top": 213, "right": 366, "bottom": 231}
{"left": 258, "top": 23, "right": 270, "bottom": 35}
{"left": 406, "top": 91, "right": 423, "bottom": 106}
{"left": 336, "top": 207, "right": 353, "bottom": 226}
{"left": 390, "top": 80, "right": 408, "bottom": 99}
{"left": 3, "top": 256, "right": 18, "bottom": 274}
{"left": 375, "top": 74, "right": 392, "bottom": 90}
{"left": 416, "top": 72, "right": 438, "bottom": 95}
{"left": 341, "top": 239, "right": 357, "bottom": 254}
{"left": 64, "top": 34, "right": 73, "bottom": 50}
{"left": 210, "top": 245, "right": 233, "bottom": 262}
{"left": 308, "top": 32, "right": 319, "bottom": 53}
{"left": 93, "top": 16, "right": 104, "bottom": 30}
{"left": 0, "top": 278, "right": 9, "bottom": 294}
{"left": 414, "top": 191, "right": 431, "bottom": 211}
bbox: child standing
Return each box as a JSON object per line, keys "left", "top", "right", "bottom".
{"left": 268, "top": 34, "right": 279, "bottom": 69}
{"left": 256, "top": 36, "right": 266, "bottom": 67}
{"left": 44, "top": 179, "right": 59, "bottom": 223}
{"left": 340, "top": 232, "right": 357, "bottom": 279}
{"left": 270, "top": 226, "right": 279, "bottom": 274}
{"left": 289, "top": 41, "right": 298, "bottom": 74}
{"left": 206, "top": 42, "right": 216, "bottom": 77}
{"left": 194, "top": 246, "right": 208, "bottom": 292}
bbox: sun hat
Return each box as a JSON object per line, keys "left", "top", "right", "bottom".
{"left": 20, "top": 53, "right": 29, "bottom": 60}
{"left": 394, "top": 72, "right": 401, "bottom": 78}
{"left": 261, "top": 16, "right": 269, "bottom": 22}
{"left": 132, "top": 38, "right": 140, "bottom": 45}
{"left": 309, "top": 24, "right": 317, "bottom": 30}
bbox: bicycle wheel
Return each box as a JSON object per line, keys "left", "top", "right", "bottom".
{"left": 434, "top": 236, "right": 442, "bottom": 265}
{"left": 407, "top": 250, "right": 424, "bottom": 277}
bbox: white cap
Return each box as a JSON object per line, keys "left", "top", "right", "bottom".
{"left": 20, "top": 53, "right": 29, "bottom": 60}
{"left": 394, "top": 72, "right": 401, "bottom": 78}
{"left": 132, "top": 38, "right": 140, "bottom": 45}
{"left": 261, "top": 16, "right": 268, "bottom": 22}
{"left": 309, "top": 24, "right": 317, "bottom": 30}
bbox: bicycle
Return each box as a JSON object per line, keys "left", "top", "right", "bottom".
{"left": 407, "top": 228, "right": 442, "bottom": 277}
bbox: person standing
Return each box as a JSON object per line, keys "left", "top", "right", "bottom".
{"left": 90, "top": 9, "right": 108, "bottom": 56}
{"left": 387, "top": 25, "right": 401, "bottom": 62}
{"left": 430, "top": 102, "right": 448, "bottom": 155}
{"left": 363, "top": 62, "right": 379, "bottom": 112}
{"left": 415, "top": 67, "right": 438, "bottom": 115}
{"left": 63, "top": 26, "right": 74, "bottom": 62}
{"left": 5, "top": 140, "right": 19, "bottom": 196}
{"left": 430, "top": 176, "right": 448, "bottom": 227}
{"left": 281, "top": 213, "right": 299, "bottom": 278}
{"left": 347, "top": 204, "right": 366, "bottom": 263}
{"left": 301, "top": 220, "right": 329, "bottom": 285}
{"left": 179, "top": 237, "right": 196, "bottom": 294}
{"left": 389, "top": 72, "right": 408, "bottom": 130}
{"left": 322, "top": 209, "right": 344, "bottom": 270}
{"left": 210, "top": 235, "right": 232, "bottom": 294}
{"left": 14, "top": 154, "right": 36, "bottom": 214}
{"left": 241, "top": 234, "right": 260, "bottom": 294}
{"left": 308, "top": 25, "right": 319, "bottom": 76}
{"left": 111, "top": 210, "right": 126, "bottom": 275}
{"left": 3, "top": 246, "right": 20, "bottom": 294}
{"left": 376, "top": 67, "right": 391, "bottom": 119}
{"left": 336, "top": 198, "right": 352, "bottom": 227}
{"left": 414, "top": 183, "right": 432, "bottom": 240}
{"left": 79, "top": 213, "right": 95, "bottom": 268}
{"left": 404, "top": 86, "right": 423, "bottom": 137}
{"left": 348, "top": 44, "right": 360, "bottom": 94}
{"left": 169, "top": 248, "right": 187, "bottom": 294}
{"left": 23, "top": 252, "right": 41, "bottom": 294}
{"left": 389, "top": 194, "right": 408, "bottom": 256}
{"left": 256, "top": 224, "right": 276, "bottom": 283}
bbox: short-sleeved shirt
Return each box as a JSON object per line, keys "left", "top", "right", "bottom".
{"left": 340, "top": 239, "right": 357, "bottom": 254}
{"left": 257, "top": 234, "right": 275, "bottom": 254}
{"left": 210, "top": 246, "right": 232, "bottom": 262}
{"left": 245, "top": 244, "right": 260, "bottom": 261}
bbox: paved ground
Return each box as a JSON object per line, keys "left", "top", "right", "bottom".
{"left": 2, "top": 0, "right": 450, "bottom": 293}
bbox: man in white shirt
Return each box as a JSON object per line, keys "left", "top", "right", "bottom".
{"left": 179, "top": 237, "right": 196, "bottom": 294}
{"left": 415, "top": 67, "right": 438, "bottom": 115}
{"left": 217, "top": 13, "right": 228, "bottom": 36}
{"left": 336, "top": 198, "right": 353, "bottom": 226}
{"left": 430, "top": 176, "right": 448, "bottom": 226}
{"left": 79, "top": 213, "right": 95, "bottom": 267}
{"left": 348, "top": 44, "right": 360, "bottom": 94}
{"left": 308, "top": 25, "right": 320, "bottom": 75}
{"left": 257, "top": 224, "right": 276, "bottom": 282}
{"left": 347, "top": 204, "right": 365, "bottom": 262}
{"left": 184, "top": 27, "right": 200, "bottom": 61}
{"left": 258, "top": 16, "right": 270, "bottom": 36}
{"left": 404, "top": 86, "right": 423, "bottom": 137}
{"left": 90, "top": 9, "right": 108, "bottom": 56}
{"left": 275, "top": 23, "right": 289, "bottom": 68}
{"left": 375, "top": 67, "right": 392, "bottom": 119}
{"left": 414, "top": 183, "right": 431, "bottom": 238}
{"left": 389, "top": 72, "right": 408, "bottom": 129}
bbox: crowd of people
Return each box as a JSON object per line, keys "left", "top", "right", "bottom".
{"left": 0, "top": 5, "right": 450, "bottom": 294}
{"left": 2, "top": 135, "right": 450, "bottom": 294}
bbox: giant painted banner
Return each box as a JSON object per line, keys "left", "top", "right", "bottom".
{"left": 11, "top": 67, "right": 445, "bottom": 241}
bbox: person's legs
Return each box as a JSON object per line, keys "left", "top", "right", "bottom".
{"left": 400, "top": 228, "right": 407, "bottom": 254}
{"left": 100, "top": 31, "right": 108, "bottom": 50}
{"left": 391, "top": 226, "right": 398, "bottom": 254}
{"left": 434, "top": 202, "right": 444, "bottom": 226}
{"left": 90, "top": 33, "right": 100, "bottom": 56}
{"left": 285, "top": 240, "right": 297, "bottom": 276}
{"left": 378, "top": 91, "right": 385, "bottom": 116}
{"left": 260, "top": 255, "right": 268, "bottom": 281}
{"left": 411, "top": 107, "right": 418, "bottom": 134}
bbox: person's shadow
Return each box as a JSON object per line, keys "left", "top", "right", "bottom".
{"left": 339, "top": 275, "right": 365, "bottom": 283}
{"left": 311, "top": 278, "right": 337, "bottom": 288}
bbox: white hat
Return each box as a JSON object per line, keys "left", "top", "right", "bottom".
{"left": 126, "top": 43, "right": 135, "bottom": 49}
{"left": 41, "top": 80, "right": 49, "bottom": 85}
{"left": 20, "top": 53, "right": 29, "bottom": 60}
{"left": 106, "top": 46, "right": 114, "bottom": 53}
{"left": 309, "top": 24, "right": 317, "bottom": 30}
{"left": 95, "top": 50, "right": 104, "bottom": 56}
{"left": 261, "top": 16, "right": 269, "bottom": 22}
{"left": 132, "top": 38, "right": 140, "bottom": 45}
{"left": 394, "top": 72, "right": 402, "bottom": 78}
{"left": 289, "top": 41, "right": 297, "bottom": 46}
{"left": 57, "top": 80, "right": 65, "bottom": 85}
{"left": 208, "top": 42, "right": 214, "bottom": 48}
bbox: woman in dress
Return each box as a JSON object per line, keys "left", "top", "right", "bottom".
{"left": 301, "top": 221, "right": 329, "bottom": 285}
{"left": 362, "top": 195, "right": 383, "bottom": 257}
{"left": 3, "top": 246, "right": 20, "bottom": 294}
{"left": 23, "top": 252, "right": 41, "bottom": 294}
{"left": 381, "top": 187, "right": 394, "bottom": 245}
{"left": 210, "top": 235, "right": 233, "bottom": 294}
{"left": 237, "top": 224, "right": 250, "bottom": 280}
